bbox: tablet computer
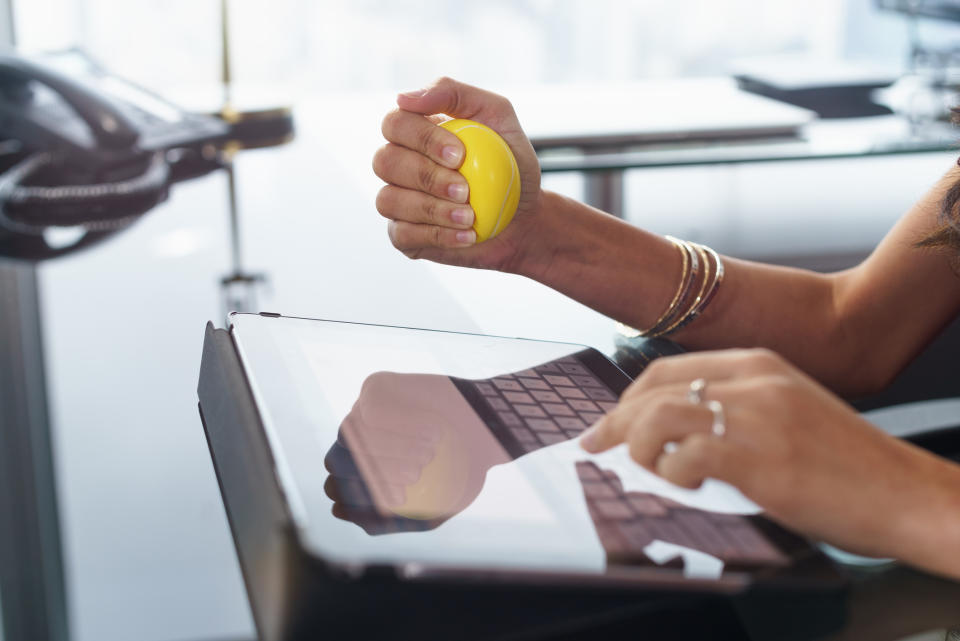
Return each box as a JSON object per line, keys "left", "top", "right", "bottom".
{"left": 198, "top": 312, "right": 847, "bottom": 641}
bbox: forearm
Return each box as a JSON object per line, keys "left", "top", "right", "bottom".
{"left": 512, "top": 190, "right": 860, "bottom": 392}
{"left": 886, "top": 446, "right": 960, "bottom": 580}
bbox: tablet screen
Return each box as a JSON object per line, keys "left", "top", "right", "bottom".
{"left": 229, "top": 313, "right": 809, "bottom": 584}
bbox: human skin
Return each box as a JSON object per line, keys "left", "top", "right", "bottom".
{"left": 371, "top": 76, "right": 960, "bottom": 579}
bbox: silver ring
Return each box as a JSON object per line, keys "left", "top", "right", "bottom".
{"left": 707, "top": 400, "right": 726, "bottom": 437}
{"left": 687, "top": 378, "right": 707, "bottom": 404}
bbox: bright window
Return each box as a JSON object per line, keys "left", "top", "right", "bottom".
{"left": 14, "top": 0, "right": 849, "bottom": 94}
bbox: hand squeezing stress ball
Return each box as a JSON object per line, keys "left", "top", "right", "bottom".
{"left": 373, "top": 78, "right": 542, "bottom": 270}
{"left": 439, "top": 119, "right": 521, "bottom": 242}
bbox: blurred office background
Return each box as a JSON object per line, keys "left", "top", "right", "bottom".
{"left": 2, "top": 3, "right": 960, "bottom": 641}
{"left": 15, "top": 0, "right": 959, "bottom": 265}
{"left": 12, "top": 0, "right": 960, "bottom": 88}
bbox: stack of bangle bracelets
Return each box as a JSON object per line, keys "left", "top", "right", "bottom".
{"left": 617, "top": 235, "right": 725, "bottom": 339}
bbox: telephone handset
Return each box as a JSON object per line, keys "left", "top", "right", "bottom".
{"left": 0, "top": 55, "right": 143, "bottom": 162}
{"left": 0, "top": 50, "right": 230, "bottom": 260}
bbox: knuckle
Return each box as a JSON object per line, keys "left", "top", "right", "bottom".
{"left": 371, "top": 144, "right": 391, "bottom": 177}
{"left": 386, "top": 221, "right": 402, "bottom": 248}
{"left": 642, "top": 357, "right": 671, "bottom": 382}
{"left": 418, "top": 162, "right": 439, "bottom": 192}
{"left": 683, "top": 433, "right": 716, "bottom": 466}
{"left": 494, "top": 94, "right": 515, "bottom": 115}
{"left": 380, "top": 109, "right": 400, "bottom": 139}
{"left": 743, "top": 347, "right": 784, "bottom": 372}
{"left": 416, "top": 122, "right": 439, "bottom": 154}
{"left": 431, "top": 225, "right": 444, "bottom": 247}
{"left": 646, "top": 394, "right": 679, "bottom": 419}
{"left": 627, "top": 437, "right": 647, "bottom": 464}
{"left": 424, "top": 198, "right": 443, "bottom": 225}
{"left": 627, "top": 429, "right": 656, "bottom": 464}
{"left": 757, "top": 374, "right": 794, "bottom": 400}
{"left": 375, "top": 186, "right": 394, "bottom": 216}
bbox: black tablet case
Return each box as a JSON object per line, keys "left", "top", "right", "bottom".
{"left": 197, "top": 320, "right": 847, "bottom": 641}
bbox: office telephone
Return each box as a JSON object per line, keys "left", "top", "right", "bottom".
{"left": 0, "top": 50, "right": 230, "bottom": 260}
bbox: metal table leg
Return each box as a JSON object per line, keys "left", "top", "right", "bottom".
{"left": 0, "top": 260, "right": 69, "bottom": 641}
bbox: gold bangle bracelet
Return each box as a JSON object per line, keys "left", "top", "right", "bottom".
{"left": 672, "top": 242, "right": 724, "bottom": 332}
{"left": 652, "top": 242, "right": 712, "bottom": 337}
{"left": 641, "top": 237, "right": 700, "bottom": 337}
{"left": 637, "top": 237, "right": 688, "bottom": 334}
{"left": 616, "top": 236, "right": 690, "bottom": 338}
{"left": 616, "top": 237, "right": 723, "bottom": 340}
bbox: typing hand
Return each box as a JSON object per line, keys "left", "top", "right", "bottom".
{"left": 580, "top": 348, "right": 960, "bottom": 571}
{"left": 372, "top": 77, "right": 543, "bottom": 272}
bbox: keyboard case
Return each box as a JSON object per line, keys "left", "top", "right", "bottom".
{"left": 197, "top": 318, "right": 848, "bottom": 641}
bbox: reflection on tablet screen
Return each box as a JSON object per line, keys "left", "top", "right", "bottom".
{"left": 323, "top": 353, "right": 789, "bottom": 579}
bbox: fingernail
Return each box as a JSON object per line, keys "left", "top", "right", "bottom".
{"left": 455, "top": 230, "right": 476, "bottom": 245}
{"left": 441, "top": 145, "right": 463, "bottom": 167}
{"left": 399, "top": 88, "right": 427, "bottom": 98}
{"left": 448, "top": 183, "right": 468, "bottom": 202}
{"left": 450, "top": 208, "right": 473, "bottom": 226}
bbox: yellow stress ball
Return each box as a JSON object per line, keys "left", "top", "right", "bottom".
{"left": 440, "top": 119, "right": 521, "bottom": 242}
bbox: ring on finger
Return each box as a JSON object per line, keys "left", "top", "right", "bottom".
{"left": 707, "top": 399, "right": 726, "bottom": 437}
{"left": 662, "top": 399, "right": 726, "bottom": 456}
{"left": 687, "top": 377, "right": 707, "bottom": 404}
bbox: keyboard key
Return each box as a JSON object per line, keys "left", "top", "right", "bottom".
{"left": 601, "top": 471, "right": 623, "bottom": 491}
{"left": 544, "top": 374, "right": 574, "bottom": 387}
{"left": 597, "top": 401, "right": 618, "bottom": 412}
{"left": 525, "top": 418, "right": 560, "bottom": 433}
{"left": 626, "top": 495, "right": 668, "bottom": 517}
{"left": 569, "top": 399, "right": 600, "bottom": 413}
{"left": 530, "top": 390, "right": 562, "bottom": 403}
{"left": 580, "top": 412, "right": 604, "bottom": 426}
{"left": 503, "top": 391, "right": 534, "bottom": 404}
{"left": 645, "top": 519, "right": 691, "bottom": 546}
{"left": 722, "top": 524, "right": 787, "bottom": 564}
{"left": 556, "top": 416, "right": 586, "bottom": 430}
{"left": 539, "top": 432, "right": 568, "bottom": 445}
{"left": 673, "top": 511, "right": 732, "bottom": 557}
{"left": 521, "top": 378, "right": 550, "bottom": 390}
{"left": 474, "top": 382, "right": 497, "bottom": 396}
{"left": 576, "top": 462, "right": 603, "bottom": 481}
{"left": 563, "top": 428, "right": 585, "bottom": 438}
{"left": 515, "top": 369, "right": 541, "bottom": 378}
{"left": 497, "top": 411, "right": 522, "bottom": 427}
{"left": 583, "top": 481, "right": 616, "bottom": 499}
{"left": 595, "top": 498, "right": 634, "bottom": 520}
{"left": 535, "top": 362, "right": 562, "bottom": 374}
{"left": 571, "top": 374, "right": 602, "bottom": 387}
{"left": 595, "top": 521, "right": 630, "bottom": 555}
{"left": 493, "top": 378, "right": 524, "bottom": 392}
{"left": 658, "top": 497, "right": 687, "bottom": 510}
{"left": 616, "top": 521, "right": 655, "bottom": 548}
{"left": 515, "top": 404, "right": 547, "bottom": 418}
{"left": 586, "top": 388, "right": 616, "bottom": 401}
{"left": 543, "top": 402, "right": 576, "bottom": 417}
{"left": 558, "top": 363, "right": 590, "bottom": 375}
{"left": 486, "top": 397, "right": 509, "bottom": 411}
{"left": 509, "top": 426, "right": 538, "bottom": 444}
{"left": 556, "top": 386, "right": 587, "bottom": 399}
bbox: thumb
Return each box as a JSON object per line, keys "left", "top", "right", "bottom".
{"left": 397, "top": 76, "right": 517, "bottom": 129}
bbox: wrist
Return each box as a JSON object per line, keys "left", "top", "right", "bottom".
{"left": 889, "top": 448, "right": 960, "bottom": 579}
{"left": 502, "top": 189, "right": 562, "bottom": 278}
